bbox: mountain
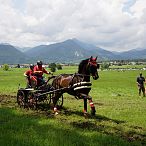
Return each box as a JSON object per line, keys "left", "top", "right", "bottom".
{"left": 25, "top": 39, "right": 122, "bottom": 63}
{"left": 0, "top": 39, "right": 146, "bottom": 64}
{"left": 15, "top": 46, "right": 32, "bottom": 52}
{"left": 73, "top": 40, "right": 146, "bottom": 60}
{"left": 72, "top": 38, "right": 98, "bottom": 50}
{"left": 72, "top": 39, "right": 122, "bottom": 60}
{"left": 119, "top": 48, "right": 146, "bottom": 59}
{"left": 0, "top": 44, "right": 31, "bottom": 64}
{"left": 25, "top": 39, "right": 98, "bottom": 63}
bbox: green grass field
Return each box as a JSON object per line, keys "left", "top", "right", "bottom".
{"left": 0, "top": 67, "right": 146, "bottom": 146}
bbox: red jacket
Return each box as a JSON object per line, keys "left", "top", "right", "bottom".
{"left": 24, "top": 70, "right": 34, "bottom": 77}
{"left": 33, "top": 65, "right": 49, "bottom": 77}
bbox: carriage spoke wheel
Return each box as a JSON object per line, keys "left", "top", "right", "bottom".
{"left": 17, "top": 90, "right": 25, "bottom": 108}
{"left": 27, "top": 92, "right": 37, "bottom": 109}
{"left": 39, "top": 94, "right": 51, "bottom": 110}
{"left": 45, "top": 94, "right": 51, "bottom": 105}
{"left": 56, "top": 95, "right": 63, "bottom": 109}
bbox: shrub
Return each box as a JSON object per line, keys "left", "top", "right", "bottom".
{"left": 56, "top": 64, "right": 62, "bottom": 70}
{"left": 49, "top": 63, "right": 56, "bottom": 72}
{"left": 3, "top": 64, "right": 9, "bottom": 71}
{"left": 101, "top": 62, "right": 110, "bottom": 70}
{"left": 50, "top": 66, "right": 56, "bottom": 72}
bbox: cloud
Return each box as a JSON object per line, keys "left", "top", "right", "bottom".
{"left": 0, "top": 0, "right": 146, "bottom": 51}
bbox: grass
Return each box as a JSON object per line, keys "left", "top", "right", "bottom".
{"left": 0, "top": 108, "right": 136, "bottom": 146}
{"left": 0, "top": 67, "right": 146, "bottom": 146}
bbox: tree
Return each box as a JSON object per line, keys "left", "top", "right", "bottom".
{"left": 101, "top": 62, "right": 110, "bottom": 70}
{"left": 49, "top": 63, "right": 56, "bottom": 72}
{"left": 49, "top": 63, "right": 56, "bottom": 68}
{"left": 56, "top": 64, "right": 62, "bottom": 70}
{"left": 3, "top": 64, "right": 9, "bottom": 71}
{"left": 50, "top": 66, "right": 56, "bottom": 72}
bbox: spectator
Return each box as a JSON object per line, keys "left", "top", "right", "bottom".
{"left": 136, "top": 73, "right": 145, "bottom": 97}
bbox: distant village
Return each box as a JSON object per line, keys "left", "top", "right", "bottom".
{"left": 1, "top": 60, "right": 146, "bottom": 71}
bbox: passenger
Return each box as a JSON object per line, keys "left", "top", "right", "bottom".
{"left": 136, "top": 73, "right": 145, "bottom": 97}
{"left": 33, "top": 60, "right": 51, "bottom": 87}
{"left": 24, "top": 64, "right": 36, "bottom": 88}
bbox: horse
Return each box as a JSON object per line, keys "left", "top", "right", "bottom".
{"left": 51, "top": 56, "right": 100, "bottom": 116}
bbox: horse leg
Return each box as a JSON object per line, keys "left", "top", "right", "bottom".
{"left": 83, "top": 98, "right": 87, "bottom": 115}
{"left": 78, "top": 93, "right": 88, "bottom": 115}
{"left": 83, "top": 94, "right": 96, "bottom": 116}
{"left": 52, "top": 93, "right": 62, "bottom": 115}
{"left": 88, "top": 96, "right": 96, "bottom": 115}
{"left": 78, "top": 93, "right": 96, "bottom": 116}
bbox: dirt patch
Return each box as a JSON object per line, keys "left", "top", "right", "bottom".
{"left": 71, "top": 120, "right": 146, "bottom": 145}
{"left": 0, "top": 94, "right": 17, "bottom": 108}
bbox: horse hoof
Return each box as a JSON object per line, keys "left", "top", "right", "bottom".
{"left": 84, "top": 112, "right": 89, "bottom": 118}
{"left": 54, "top": 112, "right": 59, "bottom": 116}
{"left": 91, "top": 110, "right": 96, "bottom": 116}
{"left": 84, "top": 112, "right": 87, "bottom": 116}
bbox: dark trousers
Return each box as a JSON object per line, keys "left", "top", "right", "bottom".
{"left": 138, "top": 85, "right": 145, "bottom": 96}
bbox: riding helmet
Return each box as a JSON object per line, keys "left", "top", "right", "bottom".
{"left": 30, "top": 64, "right": 34, "bottom": 69}
{"left": 37, "top": 60, "right": 43, "bottom": 65}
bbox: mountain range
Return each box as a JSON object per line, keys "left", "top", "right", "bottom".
{"left": 0, "top": 44, "right": 31, "bottom": 64}
{"left": 0, "top": 39, "right": 146, "bottom": 64}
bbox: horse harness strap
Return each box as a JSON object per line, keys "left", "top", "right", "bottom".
{"left": 69, "top": 73, "right": 92, "bottom": 91}
{"left": 53, "top": 73, "right": 92, "bottom": 93}
{"left": 73, "top": 82, "right": 92, "bottom": 91}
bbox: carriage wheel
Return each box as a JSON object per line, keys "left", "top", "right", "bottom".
{"left": 56, "top": 95, "right": 63, "bottom": 109}
{"left": 37, "top": 94, "right": 51, "bottom": 110}
{"left": 39, "top": 94, "right": 51, "bottom": 110}
{"left": 27, "top": 92, "right": 37, "bottom": 109}
{"left": 17, "top": 90, "right": 25, "bottom": 108}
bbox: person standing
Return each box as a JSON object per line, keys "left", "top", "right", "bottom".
{"left": 136, "top": 73, "right": 145, "bottom": 97}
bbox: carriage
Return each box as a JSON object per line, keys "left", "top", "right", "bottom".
{"left": 17, "top": 75, "right": 92, "bottom": 110}
{"left": 17, "top": 76, "right": 64, "bottom": 109}
{"left": 17, "top": 56, "right": 100, "bottom": 116}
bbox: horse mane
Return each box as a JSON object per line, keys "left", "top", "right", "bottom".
{"left": 78, "top": 58, "right": 89, "bottom": 74}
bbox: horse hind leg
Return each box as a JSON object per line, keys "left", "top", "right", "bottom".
{"left": 83, "top": 98, "right": 87, "bottom": 115}
{"left": 52, "top": 93, "right": 62, "bottom": 115}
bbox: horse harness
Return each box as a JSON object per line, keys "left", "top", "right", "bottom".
{"left": 52, "top": 73, "right": 92, "bottom": 97}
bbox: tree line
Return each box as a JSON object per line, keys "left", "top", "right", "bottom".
{"left": 2, "top": 63, "right": 62, "bottom": 72}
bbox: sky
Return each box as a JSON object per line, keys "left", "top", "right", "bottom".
{"left": 0, "top": 0, "right": 146, "bottom": 52}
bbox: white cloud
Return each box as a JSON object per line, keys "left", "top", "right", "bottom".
{"left": 130, "top": 0, "right": 146, "bottom": 17}
{"left": 0, "top": 0, "right": 146, "bottom": 51}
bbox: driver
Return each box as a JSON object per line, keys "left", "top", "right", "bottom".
{"left": 33, "top": 60, "right": 51, "bottom": 87}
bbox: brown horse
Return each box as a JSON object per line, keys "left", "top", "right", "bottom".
{"left": 51, "top": 56, "right": 100, "bottom": 115}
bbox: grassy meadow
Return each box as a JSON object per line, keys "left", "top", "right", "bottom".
{"left": 0, "top": 66, "right": 146, "bottom": 146}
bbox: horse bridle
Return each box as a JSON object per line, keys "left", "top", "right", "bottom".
{"left": 88, "top": 58, "right": 99, "bottom": 72}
